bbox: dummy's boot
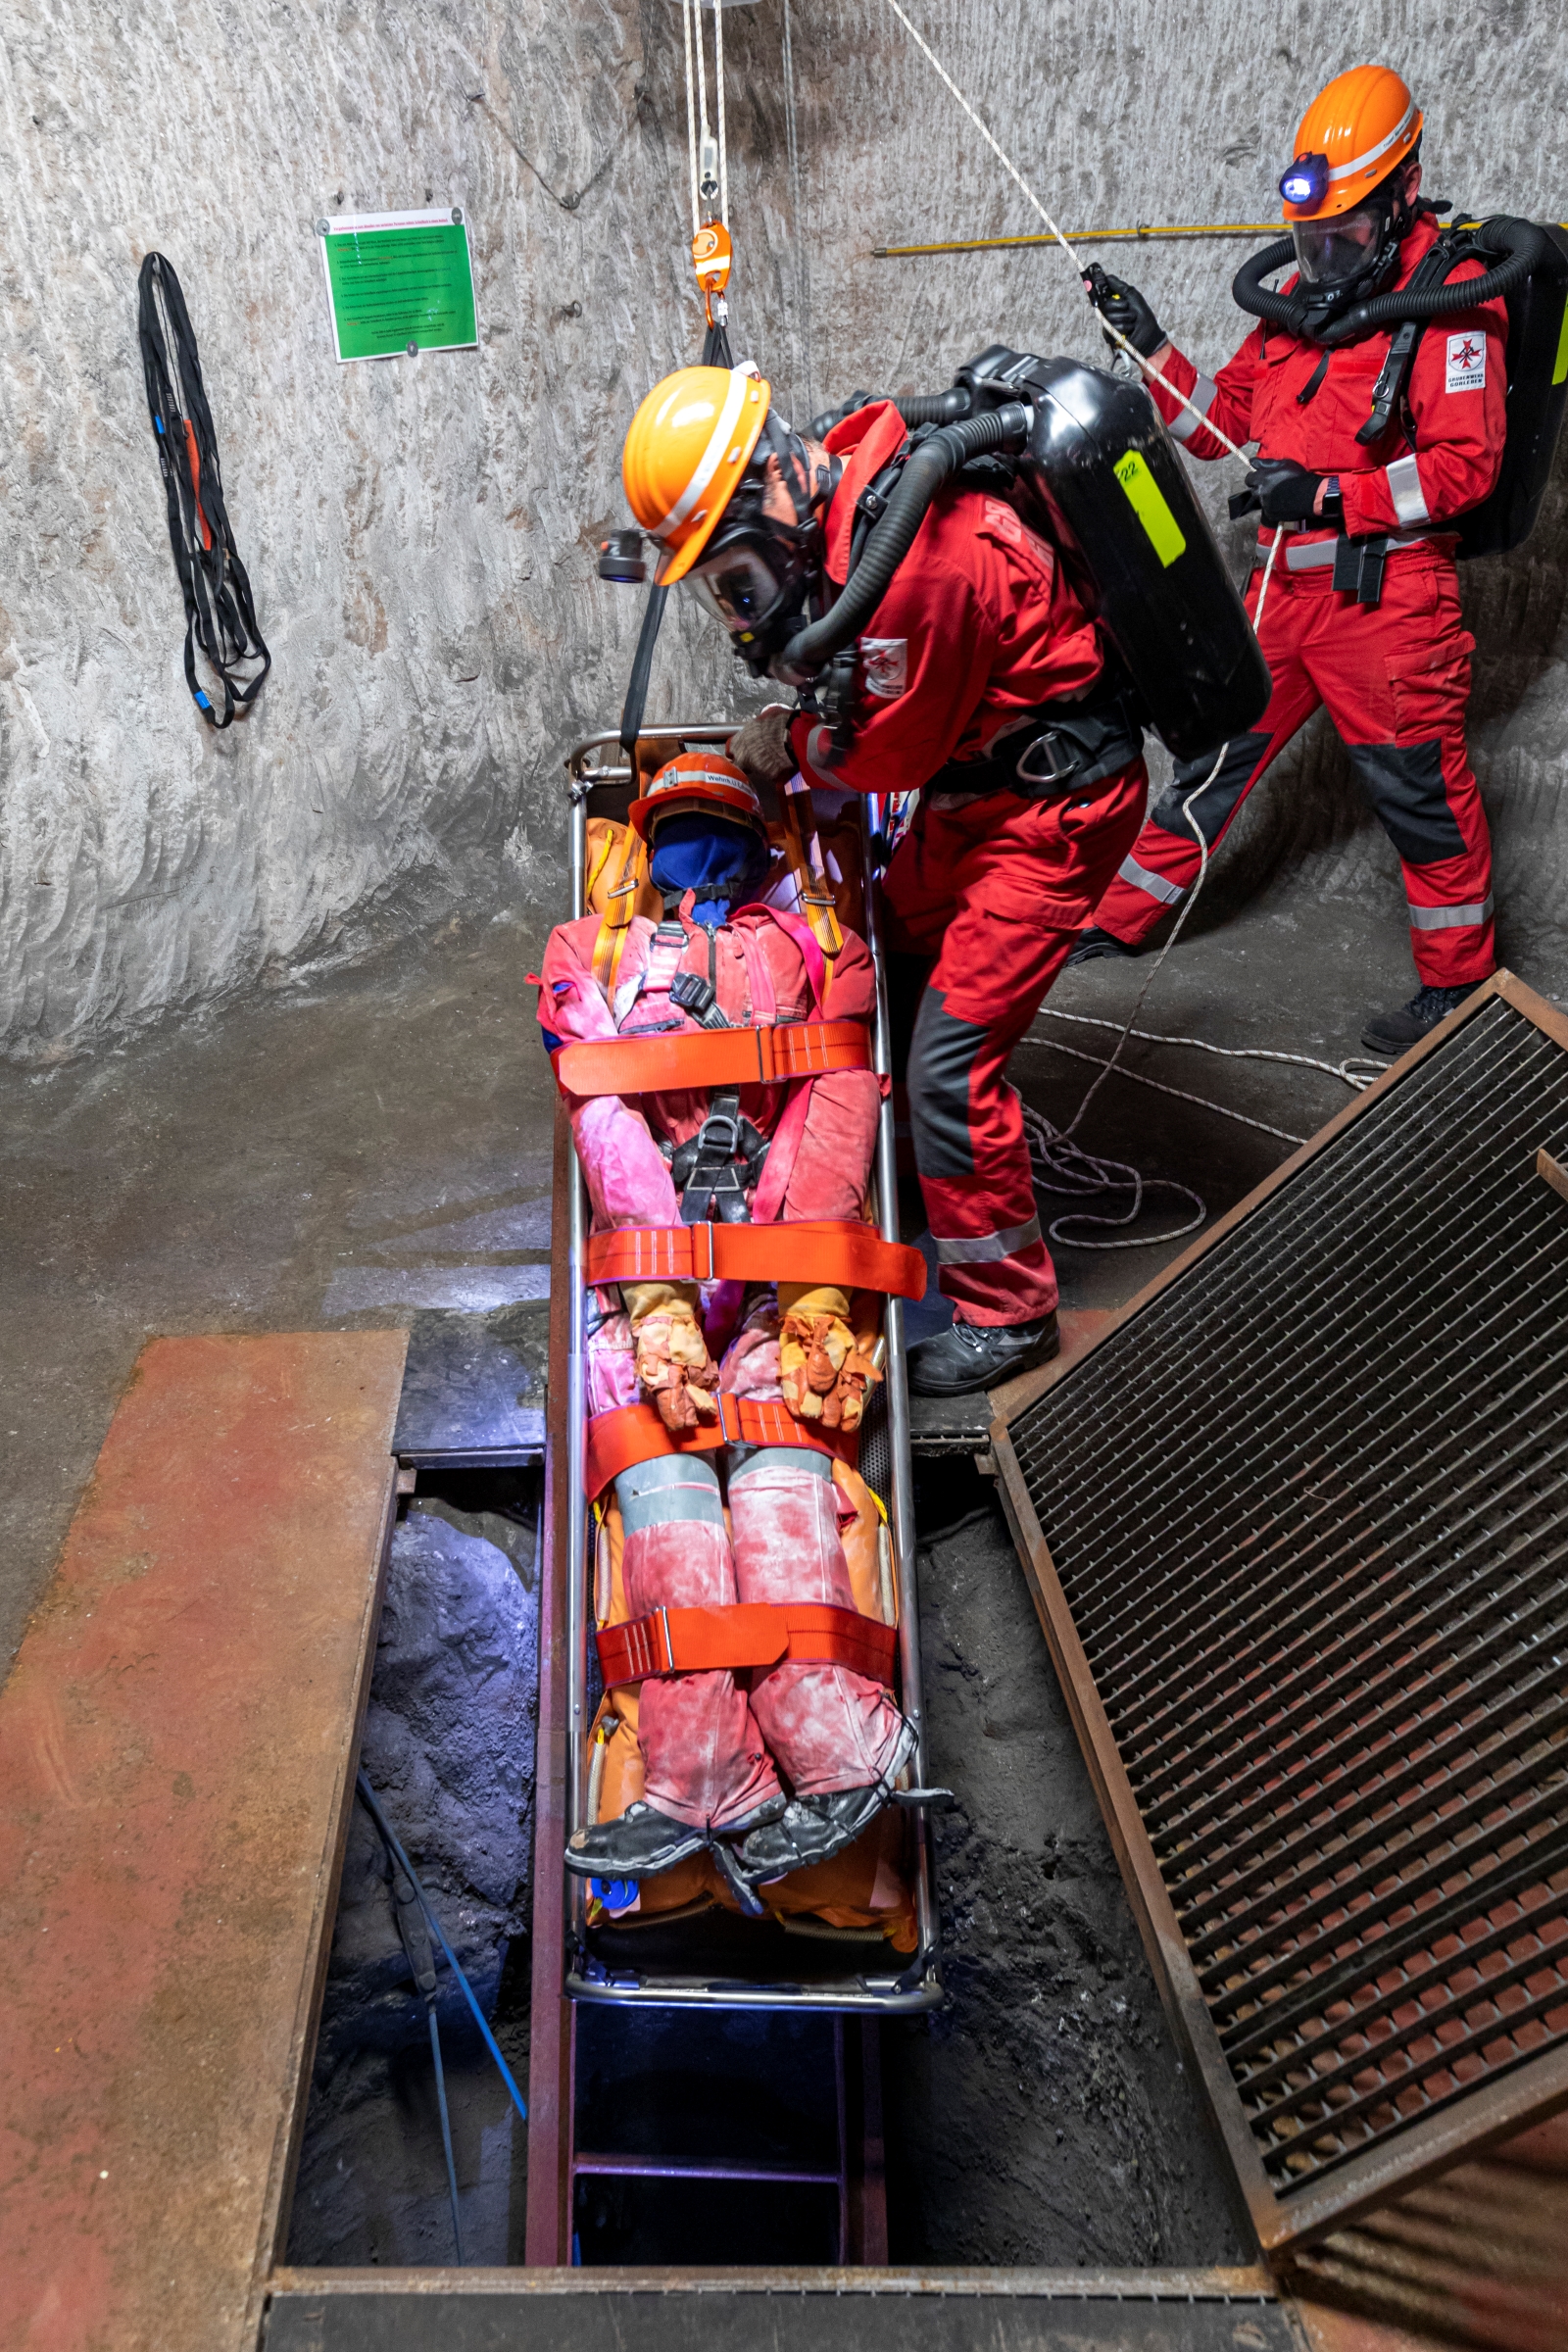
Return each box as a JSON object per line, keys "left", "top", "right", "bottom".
{"left": 907, "top": 1310, "right": 1058, "bottom": 1397}
{"left": 736, "top": 1720, "right": 918, "bottom": 1886}
{"left": 1360, "top": 982, "right": 1478, "bottom": 1057}
{"left": 566, "top": 1793, "right": 785, "bottom": 1881}
{"left": 1066, "top": 924, "right": 1140, "bottom": 966}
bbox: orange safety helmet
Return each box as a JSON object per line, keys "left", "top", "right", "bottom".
{"left": 1280, "top": 65, "right": 1422, "bottom": 221}
{"left": 627, "top": 750, "right": 766, "bottom": 842}
{"left": 621, "top": 365, "right": 772, "bottom": 586}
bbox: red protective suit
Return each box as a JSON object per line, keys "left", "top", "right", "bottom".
{"left": 1093, "top": 217, "right": 1506, "bottom": 987}
{"left": 542, "top": 894, "right": 906, "bottom": 1833}
{"left": 784, "top": 402, "right": 1150, "bottom": 1322}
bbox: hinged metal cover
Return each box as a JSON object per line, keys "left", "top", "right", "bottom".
{"left": 991, "top": 974, "right": 1568, "bottom": 2249}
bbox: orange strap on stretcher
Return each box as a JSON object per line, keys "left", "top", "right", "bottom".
{"left": 555, "top": 1019, "right": 870, "bottom": 1099}
{"left": 584, "top": 1394, "right": 853, "bottom": 1499}
{"left": 585, "top": 1218, "right": 925, "bottom": 1300}
{"left": 597, "top": 1600, "right": 897, "bottom": 1689}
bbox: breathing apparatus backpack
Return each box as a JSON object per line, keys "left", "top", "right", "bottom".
{"left": 787, "top": 350, "right": 1270, "bottom": 765}
{"left": 1233, "top": 215, "right": 1568, "bottom": 561}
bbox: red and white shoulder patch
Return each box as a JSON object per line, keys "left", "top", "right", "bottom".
{"left": 1446, "top": 330, "right": 1487, "bottom": 392}
{"left": 858, "top": 635, "right": 908, "bottom": 699}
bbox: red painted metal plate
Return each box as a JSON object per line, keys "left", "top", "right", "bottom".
{"left": 0, "top": 1331, "right": 407, "bottom": 2352}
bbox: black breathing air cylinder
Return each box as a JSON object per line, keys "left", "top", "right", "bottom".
{"left": 1455, "top": 222, "right": 1568, "bottom": 559}
{"left": 986, "top": 353, "right": 1271, "bottom": 760}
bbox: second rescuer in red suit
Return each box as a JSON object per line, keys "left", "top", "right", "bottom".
{"left": 775, "top": 401, "right": 1148, "bottom": 1378}
{"left": 1084, "top": 200, "right": 1506, "bottom": 1046}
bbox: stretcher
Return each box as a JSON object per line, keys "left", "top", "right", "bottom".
{"left": 555, "top": 722, "right": 943, "bottom": 2013}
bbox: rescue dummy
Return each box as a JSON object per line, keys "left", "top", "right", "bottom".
{"left": 619, "top": 362, "right": 1151, "bottom": 1396}
{"left": 540, "top": 752, "right": 914, "bottom": 1891}
{"left": 1077, "top": 65, "right": 1504, "bottom": 1057}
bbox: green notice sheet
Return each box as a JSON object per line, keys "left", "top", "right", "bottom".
{"left": 319, "top": 208, "right": 477, "bottom": 363}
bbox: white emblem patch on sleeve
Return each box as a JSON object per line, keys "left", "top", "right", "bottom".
{"left": 858, "top": 636, "right": 908, "bottom": 699}
{"left": 1446, "top": 330, "right": 1487, "bottom": 392}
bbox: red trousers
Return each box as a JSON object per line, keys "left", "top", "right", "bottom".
{"left": 1093, "top": 553, "right": 1494, "bottom": 988}
{"left": 882, "top": 762, "right": 1149, "bottom": 1324}
{"left": 619, "top": 1448, "right": 906, "bottom": 1833}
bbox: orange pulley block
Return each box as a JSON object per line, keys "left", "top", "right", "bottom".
{"left": 691, "top": 219, "right": 733, "bottom": 332}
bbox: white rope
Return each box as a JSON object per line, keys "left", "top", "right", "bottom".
{"left": 681, "top": 0, "right": 700, "bottom": 235}
{"left": 693, "top": 0, "right": 710, "bottom": 206}
{"left": 781, "top": 0, "right": 811, "bottom": 410}
{"left": 1021, "top": 540, "right": 1301, "bottom": 1243}
{"left": 878, "top": 0, "right": 1251, "bottom": 465}
{"left": 1032, "top": 1008, "right": 1384, "bottom": 1095}
{"left": 1024, "top": 1102, "right": 1209, "bottom": 1250}
{"left": 712, "top": 0, "right": 728, "bottom": 226}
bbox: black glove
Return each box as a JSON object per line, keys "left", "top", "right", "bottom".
{"left": 1245, "top": 458, "right": 1344, "bottom": 526}
{"left": 1083, "top": 265, "right": 1167, "bottom": 360}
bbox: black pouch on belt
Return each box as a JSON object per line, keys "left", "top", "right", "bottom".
{"left": 925, "top": 678, "right": 1146, "bottom": 805}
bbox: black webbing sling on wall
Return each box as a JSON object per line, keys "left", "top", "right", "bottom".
{"left": 137, "top": 253, "right": 270, "bottom": 728}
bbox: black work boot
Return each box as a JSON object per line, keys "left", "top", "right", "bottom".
{"left": 737, "top": 1721, "right": 917, "bottom": 1886}
{"left": 565, "top": 1793, "right": 783, "bottom": 1880}
{"left": 907, "top": 1310, "right": 1058, "bottom": 1397}
{"left": 1066, "top": 924, "right": 1139, "bottom": 966}
{"left": 1360, "top": 982, "right": 1478, "bottom": 1057}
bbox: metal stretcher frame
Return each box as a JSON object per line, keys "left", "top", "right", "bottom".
{"left": 554, "top": 723, "right": 942, "bottom": 2014}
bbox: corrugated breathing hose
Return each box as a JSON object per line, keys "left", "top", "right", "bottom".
{"left": 779, "top": 403, "right": 1031, "bottom": 681}
{"left": 1232, "top": 217, "right": 1543, "bottom": 343}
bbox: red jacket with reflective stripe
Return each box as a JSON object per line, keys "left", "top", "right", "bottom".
{"left": 787, "top": 399, "right": 1106, "bottom": 796}
{"left": 1152, "top": 216, "right": 1507, "bottom": 548}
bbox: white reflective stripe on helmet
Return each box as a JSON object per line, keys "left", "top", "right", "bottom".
{"left": 1167, "top": 372, "right": 1218, "bottom": 445}
{"left": 1326, "top": 99, "right": 1418, "bottom": 185}
{"left": 1386, "top": 453, "right": 1430, "bottom": 526}
{"left": 1407, "top": 896, "right": 1494, "bottom": 931}
{"left": 651, "top": 367, "right": 755, "bottom": 541}
{"left": 1116, "top": 854, "right": 1186, "bottom": 906}
{"left": 933, "top": 1215, "right": 1043, "bottom": 1266}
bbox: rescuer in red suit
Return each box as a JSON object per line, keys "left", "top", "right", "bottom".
{"left": 1073, "top": 65, "right": 1506, "bottom": 1057}
{"left": 620, "top": 366, "right": 1151, "bottom": 1395}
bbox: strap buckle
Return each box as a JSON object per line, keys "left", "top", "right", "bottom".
{"left": 1014, "top": 729, "right": 1079, "bottom": 789}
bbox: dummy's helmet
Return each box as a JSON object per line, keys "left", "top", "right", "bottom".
{"left": 622, "top": 367, "right": 827, "bottom": 678}
{"left": 1279, "top": 66, "right": 1423, "bottom": 308}
{"left": 622, "top": 366, "right": 773, "bottom": 585}
{"left": 628, "top": 751, "right": 766, "bottom": 842}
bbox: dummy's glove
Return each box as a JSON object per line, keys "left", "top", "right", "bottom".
{"left": 779, "top": 1309, "right": 879, "bottom": 1433}
{"left": 1243, "top": 458, "right": 1344, "bottom": 527}
{"left": 630, "top": 1298, "right": 720, "bottom": 1433}
{"left": 727, "top": 704, "right": 798, "bottom": 790}
{"left": 1083, "top": 266, "right": 1168, "bottom": 361}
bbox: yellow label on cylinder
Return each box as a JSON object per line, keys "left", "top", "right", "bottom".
{"left": 1113, "top": 449, "right": 1187, "bottom": 567}
{"left": 1552, "top": 292, "right": 1568, "bottom": 386}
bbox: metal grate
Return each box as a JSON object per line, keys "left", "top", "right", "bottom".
{"left": 993, "top": 979, "right": 1568, "bottom": 2249}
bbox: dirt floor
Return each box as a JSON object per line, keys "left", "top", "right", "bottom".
{"left": 3, "top": 844, "right": 1540, "bottom": 2269}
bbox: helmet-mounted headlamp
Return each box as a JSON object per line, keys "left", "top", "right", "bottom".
{"left": 1280, "top": 151, "right": 1331, "bottom": 212}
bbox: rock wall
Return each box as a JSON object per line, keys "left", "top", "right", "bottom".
{"left": 3, "top": 0, "right": 1567, "bottom": 1059}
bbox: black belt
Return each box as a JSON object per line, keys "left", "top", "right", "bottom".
{"left": 926, "top": 688, "right": 1145, "bottom": 804}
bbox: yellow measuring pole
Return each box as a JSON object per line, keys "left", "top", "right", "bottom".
{"left": 872, "top": 225, "right": 1284, "bottom": 258}
{"left": 873, "top": 220, "right": 1568, "bottom": 259}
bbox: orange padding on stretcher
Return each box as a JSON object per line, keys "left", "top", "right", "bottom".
{"left": 585, "top": 1218, "right": 925, "bottom": 1301}
{"left": 555, "top": 1019, "right": 870, "bottom": 1098}
{"left": 597, "top": 1601, "right": 897, "bottom": 1689}
{"left": 584, "top": 1395, "right": 853, "bottom": 1499}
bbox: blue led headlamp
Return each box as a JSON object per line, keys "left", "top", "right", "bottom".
{"left": 1280, "top": 152, "right": 1331, "bottom": 211}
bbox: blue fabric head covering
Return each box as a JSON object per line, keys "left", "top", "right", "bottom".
{"left": 649, "top": 810, "right": 770, "bottom": 928}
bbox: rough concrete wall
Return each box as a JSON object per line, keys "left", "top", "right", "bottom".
{"left": 4, "top": 0, "right": 1568, "bottom": 1059}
